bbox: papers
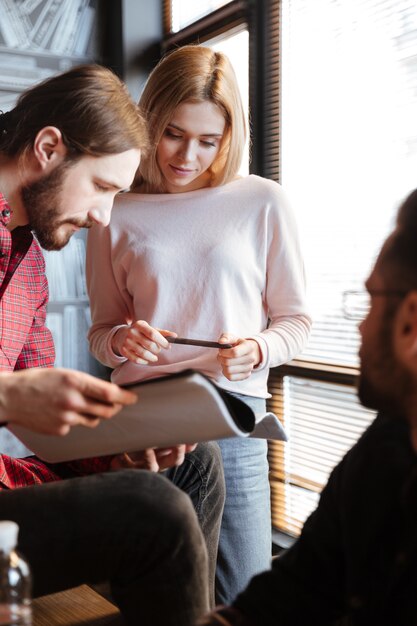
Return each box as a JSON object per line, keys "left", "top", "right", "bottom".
{"left": 8, "top": 371, "right": 287, "bottom": 463}
{"left": 251, "top": 412, "right": 287, "bottom": 440}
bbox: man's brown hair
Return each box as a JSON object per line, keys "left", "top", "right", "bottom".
{"left": 0, "top": 64, "right": 148, "bottom": 158}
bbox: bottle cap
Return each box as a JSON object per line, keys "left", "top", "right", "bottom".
{"left": 0, "top": 521, "right": 19, "bottom": 553}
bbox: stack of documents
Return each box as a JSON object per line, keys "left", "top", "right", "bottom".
{"left": 9, "top": 370, "right": 287, "bottom": 462}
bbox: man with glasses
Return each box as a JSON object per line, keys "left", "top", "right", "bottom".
{"left": 200, "top": 187, "right": 417, "bottom": 625}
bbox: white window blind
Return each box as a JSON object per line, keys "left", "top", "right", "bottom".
{"left": 268, "top": 373, "right": 375, "bottom": 536}
{"left": 268, "top": 0, "right": 417, "bottom": 539}
{"left": 281, "top": 0, "right": 417, "bottom": 367}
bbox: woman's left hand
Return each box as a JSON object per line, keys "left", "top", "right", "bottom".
{"left": 217, "top": 334, "right": 261, "bottom": 381}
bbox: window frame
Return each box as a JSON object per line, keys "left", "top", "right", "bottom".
{"left": 162, "top": 0, "right": 249, "bottom": 51}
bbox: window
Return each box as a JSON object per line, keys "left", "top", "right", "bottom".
{"left": 281, "top": 0, "right": 417, "bottom": 368}
{"left": 163, "top": 0, "right": 247, "bottom": 45}
{"left": 168, "top": 0, "right": 233, "bottom": 33}
{"left": 206, "top": 29, "right": 249, "bottom": 175}
{"left": 267, "top": 0, "right": 417, "bottom": 538}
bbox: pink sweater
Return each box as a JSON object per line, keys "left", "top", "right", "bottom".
{"left": 86, "top": 175, "right": 311, "bottom": 398}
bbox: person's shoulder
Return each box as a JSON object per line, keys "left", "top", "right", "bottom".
{"left": 336, "top": 412, "right": 414, "bottom": 490}
{"left": 233, "top": 177, "right": 297, "bottom": 228}
{"left": 237, "top": 175, "right": 289, "bottom": 204}
{"left": 109, "top": 192, "right": 145, "bottom": 222}
{"left": 113, "top": 191, "right": 140, "bottom": 209}
{"left": 237, "top": 174, "right": 281, "bottom": 192}
{"left": 352, "top": 412, "right": 410, "bottom": 455}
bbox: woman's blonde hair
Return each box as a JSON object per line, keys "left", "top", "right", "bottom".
{"left": 137, "top": 45, "right": 246, "bottom": 192}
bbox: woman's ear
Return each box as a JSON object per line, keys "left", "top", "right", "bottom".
{"left": 394, "top": 291, "right": 417, "bottom": 370}
{"left": 33, "top": 126, "right": 67, "bottom": 172}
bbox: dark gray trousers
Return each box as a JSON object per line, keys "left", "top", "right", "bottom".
{"left": 0, "top": 442, "right": 224, "bottom": 626}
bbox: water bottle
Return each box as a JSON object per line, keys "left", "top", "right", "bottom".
{"left": 0, "top": 521, "right": 32, "bottom": 625}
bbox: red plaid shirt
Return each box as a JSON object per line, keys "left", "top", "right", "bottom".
{"left": 0, "top": 194, "right": 112, "bottom": 489}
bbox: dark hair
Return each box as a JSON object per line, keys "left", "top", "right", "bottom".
{"left": 380, "top": 189, "right": 417, "bottom": 290}
{"left": 0, "top": 64, "right": 148, "bottom": 158}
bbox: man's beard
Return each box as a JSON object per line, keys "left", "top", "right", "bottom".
{"left": 21, "top": 160, "right": 93, "bottom": 251}
{"left": 358, "top": 310, "right": 413, "bottom": 416}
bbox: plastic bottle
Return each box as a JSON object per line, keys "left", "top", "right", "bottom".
{"left": 0, "top": 521, "right": 32, "bottom": 626}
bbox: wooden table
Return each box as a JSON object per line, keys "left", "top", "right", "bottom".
{"left": 33, "top": 584, "right": 122, "bottom": 626}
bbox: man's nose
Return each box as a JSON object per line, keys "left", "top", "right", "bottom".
{"left": 88, "top": 203, "right": 112, "bottom": 227}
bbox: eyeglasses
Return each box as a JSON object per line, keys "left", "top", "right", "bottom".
{"left": 342, "top": 289, "right": 409, "bottom": 321}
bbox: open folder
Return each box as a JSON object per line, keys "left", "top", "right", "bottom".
{"left": 8, "top": 370, "right": 287, "bottom": 463}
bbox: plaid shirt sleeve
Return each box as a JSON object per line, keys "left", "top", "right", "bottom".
{"left": 14, "top": 258, "right": 55, "bottom": 371}
{"left": 0, "top": 228, "right": 55, "bottom": 371}
{"left": 0, "top": 454, "right": 64, "bottom": 489}
{"left": 52, "top": 456, "right": 114, "bottom": 478}
{"left": 0, "top": 453, "right": 115, "bottom": 490}
{"left": 0, "top": 226, "right": 116, "bottom": 489}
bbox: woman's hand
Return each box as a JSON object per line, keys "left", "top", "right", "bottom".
{"left": 217, "top": 333, "right": 262, "bottom": 381}
{"left": 112, "top": 320, "right": 176, "bottom": 364}
{"left": 110, "top": 444, "right": 197, "bottom": 472}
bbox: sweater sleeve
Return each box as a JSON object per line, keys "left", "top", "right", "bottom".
{"left": 86, "top": 223, "right": 131, "bottom": 368}
{"left": 250, "top": 182, "right": 311, "bottom": 369}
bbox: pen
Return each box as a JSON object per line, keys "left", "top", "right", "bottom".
{"left": 166, "top": 337, "right": 234, "bottom": 349}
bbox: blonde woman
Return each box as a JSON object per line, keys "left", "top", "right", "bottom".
{"left": 87, "top": 45, "right": 311, "bottom": 603}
